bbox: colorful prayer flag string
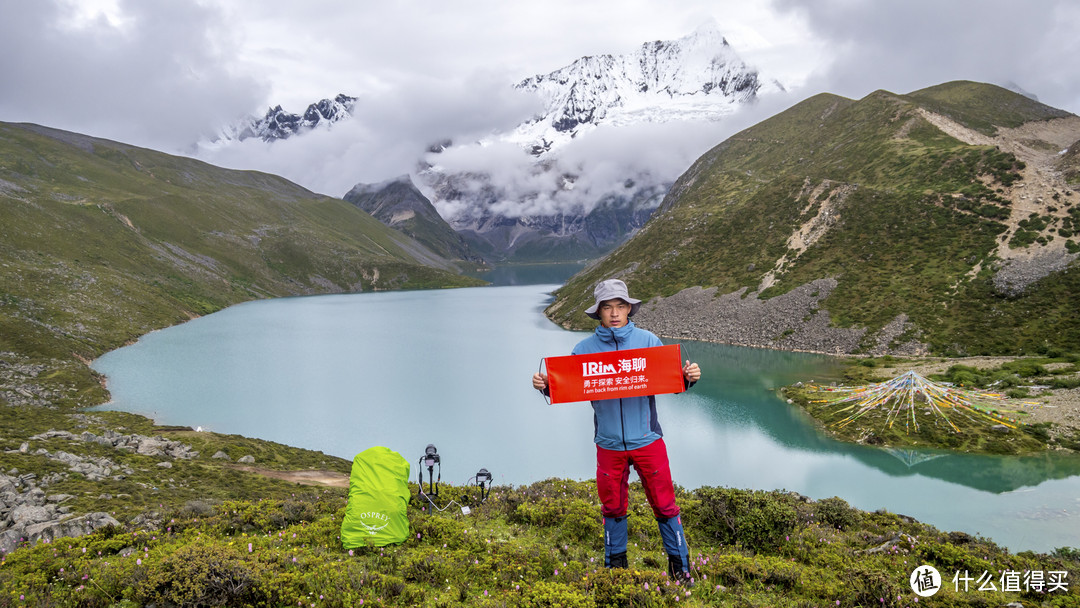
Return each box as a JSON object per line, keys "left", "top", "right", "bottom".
{"left": 806, "top": 371, "right": 1039, "bottom": 434}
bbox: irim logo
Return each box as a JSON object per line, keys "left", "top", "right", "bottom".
{"left": 583, "top": 361, "right": 618, "bottom": 377}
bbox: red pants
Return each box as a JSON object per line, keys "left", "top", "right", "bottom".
{"left": 596, "top": 438, "right": 680, "bottom": 519}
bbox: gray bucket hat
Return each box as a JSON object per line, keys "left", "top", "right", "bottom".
{"left": 585, "top": 279, "right": 641, "bottom": 320}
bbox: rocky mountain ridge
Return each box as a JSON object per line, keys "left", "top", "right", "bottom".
{"left": 548, "top": 81, "right": 1080, "bottom": 357}
{"left": 343, "top": 175, "right": 486, "bottom": 266}
{"left": 213, "top": 94, "right": 357, "bottom": 143}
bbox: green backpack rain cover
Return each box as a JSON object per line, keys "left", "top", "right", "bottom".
{"left": 341, "top": 446, "right": 411, "bottom": 548}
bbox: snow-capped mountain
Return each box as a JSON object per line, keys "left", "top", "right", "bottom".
{"left": 507, "top": 22, "right": 782, "bottom": 155}
{"left": 214, "top": 94, "right": 357, "bottom": 143}
{"left": 198, "top": 23, "right": 785, "bottom": 262}
{"left": 412, "top": 23, "right": 779, "bottom": 259}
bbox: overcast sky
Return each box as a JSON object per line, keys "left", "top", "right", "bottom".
{"left": 2, "top": 0, "right": 1079, "bottom": 198}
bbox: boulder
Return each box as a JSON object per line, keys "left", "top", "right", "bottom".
{"left": 130, "top": 510, "right": 163, "bottom": 531}
{"left": 11, "top": 504, "right": 54, "bottom": 525}
{"left": 20, "top": 512, "right": 121, "bottom": 550}
{"left": 136, "top": 438, "right": 169, "bottom": 456}
{"left": 0, "top": 529, "right": 25, "bottom": 556}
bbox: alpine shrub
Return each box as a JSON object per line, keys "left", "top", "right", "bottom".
{"left": 689, "top": 487, "right": 799, "bottom": 552}
{"left": 815, "top": 496, "right": 862, "bottom": 531}
{"left": 135, "top": 542, "right": 267, "bottom": 607}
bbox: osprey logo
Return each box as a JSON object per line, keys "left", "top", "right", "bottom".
{"left": 358, "top": 511, "right": 391, "bottom": 535}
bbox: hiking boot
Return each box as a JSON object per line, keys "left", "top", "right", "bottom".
{"left": 606, "top": 551, "right": 628, "bottom": 569}
{"left": 667, "top": 554, "right": 694, "bottom": 587}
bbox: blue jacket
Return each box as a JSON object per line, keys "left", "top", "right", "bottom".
{"left": 572, "top": 322, "right": 677, "bottom": 451}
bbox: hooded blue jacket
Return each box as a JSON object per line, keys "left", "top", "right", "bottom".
{"left": 572, "top": 322, "right": 673, "bottom": 451}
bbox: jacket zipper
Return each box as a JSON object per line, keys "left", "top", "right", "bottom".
{"left": 614, "top": 331, "right": 628, "bottom": 451}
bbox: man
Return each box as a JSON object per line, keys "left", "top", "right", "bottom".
{"left": 532, "top": 278, "right": 701, "bottom": 582}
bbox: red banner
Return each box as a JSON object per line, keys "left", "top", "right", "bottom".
{"left": 544, "top": 344, "right": 685, "bottom": 404}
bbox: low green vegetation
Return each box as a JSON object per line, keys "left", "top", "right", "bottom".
{"left": 3, "top": 481, "right": 1078, "bottom": 607}
{"left": 0, "top": 401, "right": 352, "bottom": 521}
{"left": 1063, "top": 142, "right": 1080, "bottom": 188}
{"left": 905, "top": 80, "right": 1073, "bottom": 136}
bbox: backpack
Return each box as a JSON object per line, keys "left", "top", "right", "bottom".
{"left": 340, "top": 446, "right": 411, "bottom": 548}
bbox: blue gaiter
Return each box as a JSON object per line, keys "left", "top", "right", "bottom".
{"left": 603, "top": 516, "right": 628, "bottom": 565}
{"left": 657, "top": 515, "right": 689, "bottom": 568}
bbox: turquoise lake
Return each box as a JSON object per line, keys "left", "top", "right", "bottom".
{"left": 91, "top": 282, "right": 1080, "bottom": 553}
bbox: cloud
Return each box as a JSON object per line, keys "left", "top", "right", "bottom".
{"left": 406, "top": 0, "right": 1080, "bottom": 224}
{"left": 196, "top": 70, "right": 542, "bottom": 197}
{"left": 0, "top": 0, "right": 266, "bottom": 150}
{"left": 417, "top": 85, "right": 803, "bottom": 223}
{"left": 4, "top": 0, "right": 1075, "bottom": 218}
{"left": 774, "top": 0, "right": 1080, "bottom": 112}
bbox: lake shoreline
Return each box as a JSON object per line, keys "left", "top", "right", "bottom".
{"left": 6, "top": 283, "right": 1079, "bottom": 556}
{"left": 779, "top": 354, "right": 1080, "bottom": 455}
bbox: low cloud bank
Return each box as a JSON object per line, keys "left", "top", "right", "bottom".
{"left": 422, "top": 89, "right": 801, "bottom": 223}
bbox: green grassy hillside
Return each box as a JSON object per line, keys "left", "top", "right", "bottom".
{"left": 343, "top": 175, "right": 488, "bottom": 269}
{"left": 0, "top": 121, "right": 482, "bottom": 539}
{"left": 906, "top": 80, "right": 1072, "bottom": 135}
{"left": 0, "top": 122, "right": 483, "bottom": 365}
{"left": 547, "top": 82, "right": 1080, "bottom": 356}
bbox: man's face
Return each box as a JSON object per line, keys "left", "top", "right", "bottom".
{"left": 597, "top": 299, "right": 632, "bottom": 328}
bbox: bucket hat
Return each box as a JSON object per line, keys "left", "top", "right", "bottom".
{"left": 585, "top": 279, "right": 641, "bottom": 320}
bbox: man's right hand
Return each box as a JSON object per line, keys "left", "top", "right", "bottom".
{"left": 532, "top": 372, "right": 549, "bottom": 391}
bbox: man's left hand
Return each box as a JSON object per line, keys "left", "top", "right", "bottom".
{"left": 683, "top": 360, "right": 701, "bottom": 383}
